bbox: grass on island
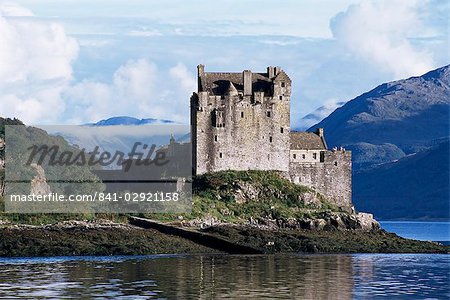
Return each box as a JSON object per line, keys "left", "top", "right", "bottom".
{"left": 0, "top": 170, "right": 340, "bottom": 225}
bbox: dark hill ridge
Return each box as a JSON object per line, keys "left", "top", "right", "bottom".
{"left": 354, "top": 139, "right": 449, "bottom": 220}
{"left": 308, "top": 65, "right": 450, "bottom": 220}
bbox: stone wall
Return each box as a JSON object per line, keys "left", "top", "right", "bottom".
{"left": 287, "top": 150, "right": 352, "bottom": 210}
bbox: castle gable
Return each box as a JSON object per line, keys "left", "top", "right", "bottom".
{"left": 290, "top": 132, "right": 326, "bottom": 150}
{"left": 273, "top": 70, "right": 291, "bottom": 83}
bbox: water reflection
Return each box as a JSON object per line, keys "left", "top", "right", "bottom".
{"left": 0, "top": 254, "right": 448, "bottom": 299}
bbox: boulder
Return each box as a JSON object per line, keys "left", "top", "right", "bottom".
{"left": 30, "top": 163, "right": 52, "bottom": 195}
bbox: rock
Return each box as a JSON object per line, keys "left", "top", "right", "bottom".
{"left": 256, "top": 217, "right": 278, "bottom": 230}
{"left": 30, "top": 163, "right": 51, "bottom": 195}
{"left": 313, "top": 219, "right": 327, "bottom": 230}
{"left": 356, "top": 212, "right": 380, "bottom": 231}
{"left": 273, "top": 212, "right": 380, "bottom": 231}
{"left": 329, "top": 214, "right": 346, "bottom": 229}
{"left": 0, "top": 220, "right": 10, "bottom": 226}
{"left": 300, "top": 192, "right": 321, "bottom": 206}
{"left": 187, "top": 215, "right": 222, "bottom": 228}
{"left": 298, "top": 219, "right": 314, "bottom": 230}
{"left": 233, "top": 182, "right": 260, "bottom": 204}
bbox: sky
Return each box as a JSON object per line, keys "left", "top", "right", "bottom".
{"left": 0, "top": 0, "right": 448, "bottom": 128}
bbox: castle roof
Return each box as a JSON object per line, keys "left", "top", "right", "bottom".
{"left": 198, "top": 70, "right": 291, "bottom": 96}
{"left": 290, "top": 132, "right": 327, "bottom": 150}
{"left": 199, "top": 72, "right": 272, "bottom": 95}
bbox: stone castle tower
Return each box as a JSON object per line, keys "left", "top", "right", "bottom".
{"left": 190, "top": 65, "right": 352, "bottom": 210}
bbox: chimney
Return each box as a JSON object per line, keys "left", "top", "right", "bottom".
{"left": 197, "top": 64, "right": 205, "bottom": 91}
{"left": 243, "top": 70, "right": 252, "bottom": 96}
{"left": 197, "top": 64, "right": 205, "bottom": 77}
{"left": 274, "top": 66, "right": 281, "bottom": 76}
{"left": 316, "top": 128, "right": 324, "bottom": 138}
{"left": 267, "top": 66, "right": 275, "bottom": 79}
{"left": 316, "top": 128, "right": 328, "bottom": 149}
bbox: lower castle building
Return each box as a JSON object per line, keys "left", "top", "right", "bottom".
{"left": 190, "top": 65, "right": 352, "bottom": 210}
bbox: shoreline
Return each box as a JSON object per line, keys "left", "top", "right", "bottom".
{"left": 0, "top": 220, "right": 448, "bottom": 257}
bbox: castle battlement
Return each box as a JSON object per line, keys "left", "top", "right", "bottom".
{"left": 190, "top": 65, "right": 352, "bottom": 210}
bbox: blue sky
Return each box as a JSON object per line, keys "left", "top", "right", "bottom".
{"left": 0, "top": 0, "right": 448, "bottom": 127}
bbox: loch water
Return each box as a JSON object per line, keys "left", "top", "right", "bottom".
{"left": 380, "top": 221, "right": 450, "bottom": 245}
{"left": 1, "top": 221, "right": 448, "bottom": 299}
{"left": 0, "top": 253, "right": 448, "bottom": 299}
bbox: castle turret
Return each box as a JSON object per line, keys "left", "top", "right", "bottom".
{"left": 267, "top": 66, "right": 275, "bottom": 79}
{"left": 197, "top": 64, "right": 205, "bottom": 91}
{"left": 274, "top": 66, "right": 281, "bottom": 76}
{"left": 315, "top": 128, "right": 327, "bottom": 149}
{"left": 273, "top": 69, "right": 291, "bottom": 99}
{"left": 197, "top": 64, "right": 205, "bottom": 77}
{"left": 243, "top": 70, "right": 252, "bottom": 96}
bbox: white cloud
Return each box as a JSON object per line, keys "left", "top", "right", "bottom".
{"left": 331, "top": 0, "right": 436, "bottom": 78}
{"left": 65, "top": 60, "right": 194, "bottom": 124}
{"left": 0, "top": 2, "right": 78, "bottom": 124}
{"left": 0, "top": 2, "right": 33, "bottom": 16}
{"left": 169, "top": 63, "right": 196, "bottom": 96}
{"left": 299, "top": 98, "right": 346, "bottom": 130}
{"left": 13, "top": 0, "right": 360, "bottom": 38}
{"left": 0, "top": 3, "right": 194, "bottom": 125}
{"left": 2, "top": 1, "right": 446, "bottom": 127}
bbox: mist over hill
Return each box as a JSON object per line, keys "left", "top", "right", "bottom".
{"left": 85, "top": 116, "right": 174, "bottom": 126}
{"left": 297, "top": 100, "right": 346, "bottom": 131}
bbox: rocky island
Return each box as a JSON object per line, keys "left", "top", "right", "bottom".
{"left": 0, "top": 171, "right": 448, "bottom": 257}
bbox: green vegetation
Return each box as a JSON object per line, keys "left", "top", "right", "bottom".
{"left": 0, "top": 207, "right": 129, "bottom": 225}
{"left": 1, "top": 170, "right": 338, "bottom": 225}
{"left": 143, "top": 170, "right": 339, "bottom": 223}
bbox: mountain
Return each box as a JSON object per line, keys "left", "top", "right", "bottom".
{"left": 86, "top": 116, "right": 174, "bottom": 126}
{"left": 309, "top": 65, "right": 449, "bottom": 160}
{"left": 308, "top": 65, "right": 450, "bottom": 220}
{"left": 348, "top": 142, "right": 406, "bottom": 170}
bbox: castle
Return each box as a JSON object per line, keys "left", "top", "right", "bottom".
{"left": 190, "top": 65, "right": 352, "bottom": 210}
